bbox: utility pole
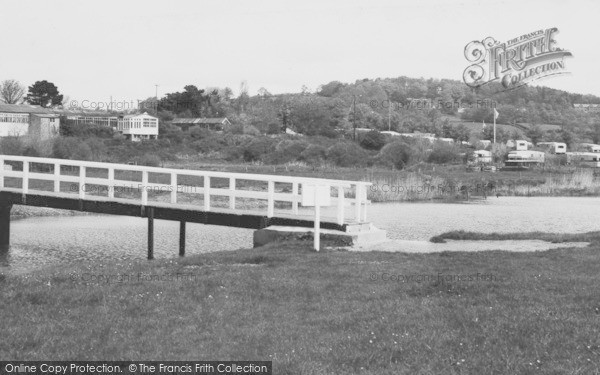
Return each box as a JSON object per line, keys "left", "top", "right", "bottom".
{"left": 353, "top": 95, "right": 357, "bottom": 141}
{"left": 388, "top": 98, "right": 392, "bottom": 131}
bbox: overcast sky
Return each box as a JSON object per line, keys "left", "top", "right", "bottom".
{"left": 1, "top": 0, "right": 597, "bottom": 106}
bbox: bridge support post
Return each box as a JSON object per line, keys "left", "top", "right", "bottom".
{"left": 0, "top": 203, "right": 12, "bottom": 251}
{"left": 147, "top": 207, "right": 154, "bottom": 260}
{"left": 179, "top": 221, "right": 186, "bottom": 257}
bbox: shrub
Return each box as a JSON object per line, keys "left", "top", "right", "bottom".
{"left": 427, "top": 143, "right": 462, "bottom": 164}
{"left": 191, "top": 136, "right": 226, "bottom": 154}
{"left": 52, "top": 137, "right": 93, "bottom": 160}
{"left": 360, "top": 130, "right": 386, "bottom": 150}
{"left": 0, "top": 136, "right": 25, "bottom": 155}
{"left": 189, "top": 126, "right": 211, "bottom": 140}
{"left": 136, "top": 153, "right": 161, "bottom": 167}
{"left": 263, "top": 140, "right": 309, "bottom": 164}
{"left": 300, "top": 144, "right": 328, "bottom": 167}
{"left": 378, "top": 141, "right": 412, "bottom": 169}
{"left": 267, "top": 122, "right": 282, "bottom": 135}
{"left": 326, "top": 142, "right": 369, "bottom": 167}
{"left": 243, "top": 125, "right": 261, "bottom": 136}
{"left": 241, "top": 138, "right": 276, "bottom": 162}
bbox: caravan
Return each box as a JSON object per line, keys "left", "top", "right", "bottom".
{"left": 504, "top": 150, "right": 545, "bottom": 169}
{"left": 537, "top": 142, "right": 567, "bottom": 154}
{"left": 580, "top": 143, "right": 600, "bottom": 153}
{"left": 566, "top": 152, "right": 600, "bottom": 167}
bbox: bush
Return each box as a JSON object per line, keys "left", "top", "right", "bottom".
{"left": 189, "top": 126, "right": 212, "bottom": 140}
{"left": 267, "top": 122, "right": 282, "bottom": 135}
{"left": 427, "top": 143, "right": 462, "bottom": 164}
{"left": 263, "top": 140, "right": 309, "bottom": 164}
{"left": 241, "top": 138, "right": 276, "bottom": 162}
{"left": 136, "top": 153, "right": 161, "bottom": 167}
{"left": 243, "top": 125, "right": 261, "bottom": 136}
{"left": 0, "top": 136, "right": 25, "bottom": 155}
{"left": 52, "top": 137, "right": 93, "bottom": 160}
{"left": 326, "top": 142, "right": 369, "bottom": 167}
{"left": 300, "top": 144, "right": 328, "bottom": 166}
{"left": 378, "top": 141, "right": 412, "bottom": 169}
{"left": 191, "top": 135, "right": 227, "bottom": 154}
{"left": 360, "top": 130, "right": 386, "bottom": 151}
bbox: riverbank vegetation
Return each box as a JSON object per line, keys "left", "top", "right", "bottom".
{"left": 1, "top": 239, "right": 600, "bottom": 373}
{"left": 431, "top": 230, "right": 600, "bottom": 244}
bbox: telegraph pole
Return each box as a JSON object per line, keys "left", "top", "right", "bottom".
{"left": 388, "top": 98, "right": 391, "bottom": 131}
{"left": 353, "top": 95, "right": 357, "bottom": 141}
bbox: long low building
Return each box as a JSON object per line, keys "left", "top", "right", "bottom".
{"left": 0, "top": 104, "right": 60, "bottom": 139}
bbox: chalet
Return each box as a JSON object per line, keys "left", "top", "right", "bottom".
{"left": 117, "top": 112, "right": 159, "bottom": 141}
{"left": 172, "top": 117, "right": 231, "bottom": 131}
{"left": 0, "top": 103, "right": 59, "bottom": 139}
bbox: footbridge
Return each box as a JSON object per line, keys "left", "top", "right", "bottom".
{"left": 0, "top": 155, "right": 377, "bottom": 256}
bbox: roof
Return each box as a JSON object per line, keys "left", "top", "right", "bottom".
{"left": 52, "top": 108, "right": 119, "bottom": 118}
{"left": 0, "top": 103, "right": 54, "bottom": 114}
{"left": 122, "top": 112, "right": 158, "bottom": 119}
{"left": 172, "top": 117, "right": 229, "bottom": 125}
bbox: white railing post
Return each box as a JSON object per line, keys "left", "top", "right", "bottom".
{"left": 204, "top": 175, "right": 210, "bottom": 211}
{"left": 22, "top": 161, "right": 29, "bottom": 195}
{"left": 362, "top": 190, "right": 368, "bottom": 222}
{"left": 354, "top": 184, "right": 362, "bottom": 223}
{"left": 170, "top": 172, "right": 177, "bottom": 204}
{"left": 229, "top": 177, "right": 235, "bottom": 210}
{"left": 53, "top": 163, "right": 60, "bottom": 193}
{"left": 79, "top": 166, "right": 86, "bottom": 199}
{"left": 337, "top": 185, "right": 345, "bottom": 225}
{"left": 292, "top": 182, "right": 299, "bottom": 214}
{"left": 0, "top": 156, "right": 4, "bottom": 189}
{"left": 267, "top": 181, "right": 275, "bottom": 217}
{"left": 108, "top": 168, "right": 115, "bottom": 199}
{"left": 141, "top": 170, "right": 148, "bottom": 205}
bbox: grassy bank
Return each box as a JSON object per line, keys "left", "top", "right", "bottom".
{"left": 431, "top": 230, "right": 600, "bottom": 244}
{"left": 2, "top": 240, "right": 600, "bottom": 373}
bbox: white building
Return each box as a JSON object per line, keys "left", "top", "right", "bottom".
{"left": 0, "top": 104, "right": 59, "bottom": 139}
{"left": 117, "top": 112, "right": 159, "bottom": 141}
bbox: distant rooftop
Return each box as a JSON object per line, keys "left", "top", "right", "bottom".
{"left": 0, "top": 103, "right": 53, "bottom": 114}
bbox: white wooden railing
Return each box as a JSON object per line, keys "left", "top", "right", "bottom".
{"left": 0, "top": 155, "right": 371, "bottom": 224}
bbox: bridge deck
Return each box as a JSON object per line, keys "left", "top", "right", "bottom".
{"left": 0, "top": 191, "right": 346, "bottom": 231}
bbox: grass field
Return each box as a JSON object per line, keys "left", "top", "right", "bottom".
{"left": 2, "top": 237, "right": 600, "bottom": 374}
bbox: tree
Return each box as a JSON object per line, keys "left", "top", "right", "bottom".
{"left": 25, "top": 80, "right": 64, "bottom": 107}
{"left": 526, "top": 125, "right": 544, "bottom": 144}
{"left": 0, "top": 79, "right": 26, "bottom": 104}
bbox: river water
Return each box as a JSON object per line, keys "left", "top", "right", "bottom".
{"left": 2, "top": 197, "right": 599, "bottom": 274}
